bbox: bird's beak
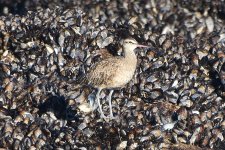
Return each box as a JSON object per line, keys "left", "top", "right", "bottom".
{"left": 136, "top": 44, "right": 149, "bottom": 48}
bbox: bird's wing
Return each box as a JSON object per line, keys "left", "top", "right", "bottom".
{"left": 75, "top": 73, "right": 88, "bottom": 85}
{"left": 86, "top": 58, "right": 122, "bottom": 87}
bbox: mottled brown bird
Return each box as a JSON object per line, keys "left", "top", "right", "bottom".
{"left": 79, "top": 38, "right": 148, "bottom": 120}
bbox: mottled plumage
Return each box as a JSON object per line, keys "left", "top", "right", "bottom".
{"left": 78, "top": 38, "right": 148, "bottom": 120}
{"left": 81, "top": 57, "right": 135, "bottom": 88}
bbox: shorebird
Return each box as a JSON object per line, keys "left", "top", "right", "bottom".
{"left": 78, "top": 38, "right": 149, "bottom": 120}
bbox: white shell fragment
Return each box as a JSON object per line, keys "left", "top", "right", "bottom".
{"left": 205, "top": 16, "right": 214, "bottom": 32}
{"left": 45, "top": 44, "right": 54, "bottom": 54}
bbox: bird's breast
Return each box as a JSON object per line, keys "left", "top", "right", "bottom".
{"left": 109, "top": 60, "right": 137, "bottom": 88}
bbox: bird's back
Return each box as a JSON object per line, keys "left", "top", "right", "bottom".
{"left": 78, "top": 56, "right": 137, "bottom": 89}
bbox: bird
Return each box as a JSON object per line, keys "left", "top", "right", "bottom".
{"left": 78, "top": 38, "right": 149, "bottom": 120}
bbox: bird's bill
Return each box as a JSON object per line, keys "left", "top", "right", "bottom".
{"left": 136, "top": 44, "right": 149, "bottom": 48}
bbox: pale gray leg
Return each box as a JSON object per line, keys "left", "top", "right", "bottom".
{"left": 96, "top": 88, "right": 106, "bottom": 118}
{"left": 108, "top": 90, "right": 114, "bottom": 119}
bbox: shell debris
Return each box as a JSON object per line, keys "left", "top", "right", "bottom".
{"left": 0, "top": 0, "right": 225, "bottom": 149}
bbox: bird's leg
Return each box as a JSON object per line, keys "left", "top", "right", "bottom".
{"left": 108, "top": 89, "right": 114, "bottom": 119}
{"left": 96, "top": 88, "right": 107, "bottom": 119}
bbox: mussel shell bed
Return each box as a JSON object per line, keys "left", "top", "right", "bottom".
{"left": 0, "top": 0, "right": 225, "bottom": 149}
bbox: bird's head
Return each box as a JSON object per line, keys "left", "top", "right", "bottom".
{"left": 123, "top": 38, "right": 148, "bottom": 51}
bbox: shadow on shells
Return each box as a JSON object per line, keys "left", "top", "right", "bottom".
{"left": 38, "top": 95, "right": 79, "bottom": 121}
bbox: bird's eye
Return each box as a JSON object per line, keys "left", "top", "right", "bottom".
{"left": 125, "top": 40, "right": 135, "bottom": 44}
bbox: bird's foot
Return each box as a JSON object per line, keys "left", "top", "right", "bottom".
{"left": 109, "top": 113, "right": 116, "bottom": 120}
{"left": 100, "top": 113, "right": 107, "bottom": 119}
{"left": 100, "top": 113, "right": 116, "bottom": 121}
{"left": 100, "top": 114, "right": 110, "bottom": 122}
